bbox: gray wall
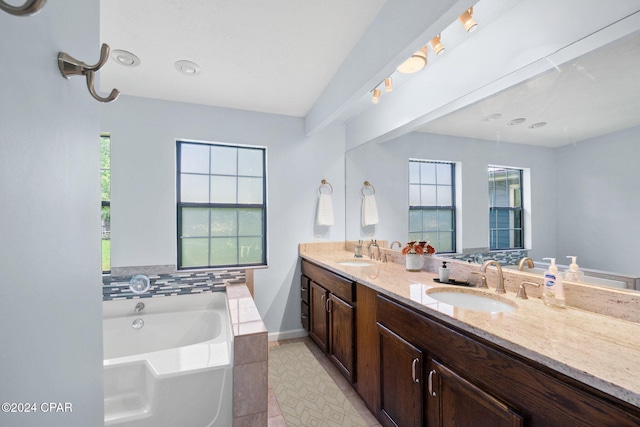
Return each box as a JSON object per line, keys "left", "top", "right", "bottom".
{"left": 101, "top": 95, "right": 346, "bottom": 337}
{"left": 346, "top": 132, "right": 557, "bottom": 262}
{"left": 557, "top": 125, "right": 640, "bottom": 276}
{"left": 0, "top": 2, "right": 104, "bottom": 426}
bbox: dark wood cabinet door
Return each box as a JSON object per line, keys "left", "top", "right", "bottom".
{"left": 329, "top": 293, "right": 355, "bottom": 383}
{"left": 378, "top": 323, "right": 423, "bottom": 427}
{"left": 309, "top": 281, "right": 329, "bottom": 353}
{"left": 428, "top": 359, "right": 523, "bottom": 427}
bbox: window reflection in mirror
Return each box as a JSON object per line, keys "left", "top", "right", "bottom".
{"left": 345, "top": 30, "right": 640, "bottom": 290}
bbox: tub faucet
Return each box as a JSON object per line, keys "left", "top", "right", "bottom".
{"left": 134, "top": 302, "right": 145, "bottom": 313}
{"left": 518, "top": 257, "right": 535, "bottom": 271}
{"left": 480, "top": 260, "right": 506, "bottom": 294}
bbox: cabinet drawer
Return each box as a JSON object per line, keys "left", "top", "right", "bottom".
{"left": 300, "top": 275, "right": 310, "bottom": 304}
{"left": 301, "top": 301, "right": 310, "bottom": 331}
{"left": 302, "top": 259, "right": 355, "bottom": 303}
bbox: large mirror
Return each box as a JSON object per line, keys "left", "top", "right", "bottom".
{"left": 346, "top": 28, "right": 640, "bottom": 290}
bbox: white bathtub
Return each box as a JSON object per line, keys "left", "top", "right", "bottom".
{"left": 103, "top": 292, "right": 233, "bottom": 427}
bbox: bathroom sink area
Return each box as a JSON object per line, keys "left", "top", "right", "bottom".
{"left": 426, "top": 288, "right": 518, "bottom": 313}
{"left": 336, "top": 259, "right": 374, "bottom": 267}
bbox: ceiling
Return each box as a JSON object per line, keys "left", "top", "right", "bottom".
{"left": 99, "top": 0, "right": 640, "bottom": 148}
{"left": 417, "top": 29, "right": 640, "bottom": 147}
{"left": 100, "top": 0, "right": 386, "bottom": 117}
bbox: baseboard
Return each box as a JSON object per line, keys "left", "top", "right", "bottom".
{"left": 268, "top": 328, "right": 308, "bottom": 342}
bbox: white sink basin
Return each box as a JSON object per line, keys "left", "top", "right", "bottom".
{"left": 336, "top": 259, "right": 374, "bottom": 267}
{"left": 426, "top": 289, "right": 517, "bottom": 313}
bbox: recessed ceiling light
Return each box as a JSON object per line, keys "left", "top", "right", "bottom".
{"left": 529, "top": 122, "right": 548, "bottom": 129}
{"left": 483, "top": 113, "right": 502, "bottom": 121}
{"left": 175, "top": 60, "right": 201, "bottom": 76}
{"left": 507, "top": 118, "right": 526, "bottom": 126}
{"left": 110, "top": 50, "right": 140, "bottom": 67}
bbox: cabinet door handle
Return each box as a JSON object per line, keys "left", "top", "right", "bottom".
{"left": 412, "top": 358, "right": 420, "bottom": 383}
{"left": 301, "top": 286, "right": 307, "bottom": 291}
{"left": 326, "top": 297, "right": 332, "bottom": 313}
{"left": 301, "top": 313, "right": 307, "bottom": 319}
{"left": 321, "top": 294, "right": 325, "bottom": 307}
{"left": 428, "top": 369, "right": 437, "bottom": 397}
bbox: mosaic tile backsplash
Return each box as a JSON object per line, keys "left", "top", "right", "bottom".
{"left": 102, "top": 270, "right": 246, "bottom": 301}
{"left": 444, "top": 249, "right": 529, "bottom": 265}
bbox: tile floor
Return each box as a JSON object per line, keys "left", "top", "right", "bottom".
{"left": 267, "top": 337, "right": 381, "bottom": 427}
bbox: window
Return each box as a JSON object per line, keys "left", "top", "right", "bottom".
{"left": 101, "top": 134, "right": 111, "bottom": 273}
{"left": 488, "top": 166, "right": 523, "bottom": 250}
{"left": 177, "top": 141, "right": 267, "bottom": 269}
{"left": 408, "top": 160, "right": 455, "bottom": 253}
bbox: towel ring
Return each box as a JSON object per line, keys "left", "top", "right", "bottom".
{"left": 361, "top": 181, "right": 376, "bottom": 196}
{"left": 319, "top": 179, "right": 333, "bottom": 195}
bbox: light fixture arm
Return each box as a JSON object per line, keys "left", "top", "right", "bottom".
{"left": 0, "top": 0, "right": 46, "bottom": 16}
{"left": 58, "top": 43, "right": 120, "bottom": 103}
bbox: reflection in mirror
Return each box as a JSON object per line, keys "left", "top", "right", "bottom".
{"left": 409, "top": 160, "right": 456, "bottom": 253}
{"left": 346, "top": 30, "right": 640, "bottom": 291}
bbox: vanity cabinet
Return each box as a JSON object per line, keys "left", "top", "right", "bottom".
{"left": 300, "top": 258, "right": 640, "bottom": 426}
{"left": 309, "top": 281, "right": 330, "bottom": 352}
{"left": 376, "top": 293, "right": 640, "bottom": 427}
{"left": 378, "top": 324, "right": 423, "bottom": 427}
{"left": 426, "top": 359, "right": 523, "bottom": 427}
{"left": 301, "top": 259, "right": 356, "bottom": 383}
{"left": 377, "top": 314, "right": 522, "bottom": 427}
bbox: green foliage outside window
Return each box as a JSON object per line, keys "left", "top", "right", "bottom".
{"left": 101, "top": 135, "right": 110, "bottom": 272}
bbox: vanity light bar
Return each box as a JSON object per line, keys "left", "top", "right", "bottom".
{"left": 373, "top": 9, "right": 479, "bottom": 106}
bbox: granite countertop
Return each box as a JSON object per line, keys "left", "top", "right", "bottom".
{"left": 300, "top": 249, "right": 640, "bottom": 408}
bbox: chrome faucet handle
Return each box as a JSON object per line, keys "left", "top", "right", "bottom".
{"left": 516, "top": 281, "right": 540, "bottom": 299}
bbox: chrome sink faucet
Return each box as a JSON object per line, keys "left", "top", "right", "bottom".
{"left": 518, "top": 257, "right": 535, "bottom": 271}
{"left": 480, "top": 260, "right": 506, "bottom": 294}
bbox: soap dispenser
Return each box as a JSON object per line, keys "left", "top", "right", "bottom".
{"left": 354, "top": 240, "right": 363, "bottom": 258}
{"left": 542, "top": 258, "right": 565, "bottom": 308}
{"left": 564, "top": 256, "right": 584, "bottom": 283}
{"left": 439, "top": 261, "right": 450, "bottom": 283}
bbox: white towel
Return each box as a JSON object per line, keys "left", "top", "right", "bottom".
{"left": 317, "top": 193, "right": 334, "bottom": 226}
{"left": 361, "top": 194, "right": 379, "bottom": 226}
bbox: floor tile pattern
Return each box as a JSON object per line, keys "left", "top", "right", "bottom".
{"left": 269, "top": 341, "right": 368, "bottom": 427}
